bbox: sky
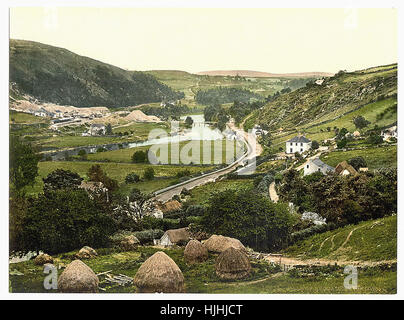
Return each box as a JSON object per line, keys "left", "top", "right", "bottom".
{"left": 9, "top": 7, "right": 397, "bottom": 74}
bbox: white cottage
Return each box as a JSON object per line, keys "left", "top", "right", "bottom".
{"left": 304, "top": 158, "right": 334, "bottom": 176}
{"left": 286, "top": 136, "right": 312, "bottom": 154}
{"left": 89, "top": 123, "right": 106, "bottom": 136}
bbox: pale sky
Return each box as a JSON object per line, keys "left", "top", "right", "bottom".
{"left": 10, "top": 7, "right": 397, "bottom": 73}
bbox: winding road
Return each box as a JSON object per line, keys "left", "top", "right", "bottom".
{"left": 153, "top": 120, "right": 261, "bottom": 202}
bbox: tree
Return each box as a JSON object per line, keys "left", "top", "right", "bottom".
{"left": 132, "top": 150, "right": 147, "bottom": 163}
{"left": 348, "top": 156, "right": 367, "bottom": 171}
{"left": 353, "top": 116, "right": 371, "bottom": 130}
{"left": 199, "top": 189, "right": 296, "bottom": 251}
{"left": 10, "top": 137, "right": 40, "bottom": 193}
{"left": 260, "top": 132, "right": 272, "bottom": 148}
{"left": 78, "top": 149, "right": 87, "bottom": 160}
{"left": 105, "top": 123, "right": 113, "bottom": 135}
{"left": 88, "top": 164, "right": 119, "bottom": 192}
{"left": 311, "top": 140, "right": 319, "bottom": 150}
{"left": 337, "top": 138, "right": 347, "bottom": 149}
{"left": 366, "top": 133, "right": 383, "bottom": 145}
{"left": 143, "top": 167, "right": 155, "bottom": 181}
{"left": 184, "top": 116, "right": 194, "bottom": 128}
{"left": 19, "top": 189, "right": 116, "bottom": 254}
{"left": 43, "top": 169, "right": 83, "bottom": 191}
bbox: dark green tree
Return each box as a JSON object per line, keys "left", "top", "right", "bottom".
{"left": 132, "top": 150, "right": 147, "bottom": 163}
{"left": 143, "top": 167, "right": 155, "bottom": 180}
{"left": 43, "top": 169, "right": 83, "bottom": 192}
{"left": 200, "top": 189, "right": 296, "bottom": 251}
{"left": 353, "top": 115, "right": 371, "bottom": 129}
{"left": 9, "top": 137, "right": 40, "bottom": 193}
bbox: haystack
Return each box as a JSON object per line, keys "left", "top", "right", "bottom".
{"left": 120, "top": 235, "right": 140, "bottom": 251}
{"left": 75, "top": 246, "right": 98, "bottom": 259}
{"left": 203, "top": 235, "right": 246, "bottom": 253}
{"left": 34, "top": 253, "right": 53, "bottom": 266}
{"left": 133, "top": 251, "right": 184, "bottom": 293}
{"left": 215, "top": 247, "right": 251, "bottom": 280}
{"left": 58, "top": 260, "right": 99, "bottom": 293}
{"left": 184, "top": 240, "right": 208, "bottom": 264}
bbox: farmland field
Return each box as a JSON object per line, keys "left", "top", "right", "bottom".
{"left": 320, "top": 145, "right": 397, "bottom": 170}
{"left": 87, "top": 140, "right": 245, "bottom": 165}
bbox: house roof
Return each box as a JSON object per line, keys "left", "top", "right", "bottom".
{"left": 335, "top": 161, "right": 358, "bottom": 175}
{"left": 287, "top": 135, "right": 311, "bottom": 143}
{"left": 311, "top": 158, "right": 335, "bottom": 171}
{"left": 164, "top": 228, "right": 190, "bottom": 244}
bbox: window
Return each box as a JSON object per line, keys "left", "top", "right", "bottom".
{"left": 290, "top": 148, "right": 293, "bottom": 153}
{"left": 301, "top": 143, "right": 303, "bottom": 146}
{"left": 300, "top": 148, "right": 303, "bottom": 152}
{"left": 307, "top": 165, "right": 309, "bottom": 168}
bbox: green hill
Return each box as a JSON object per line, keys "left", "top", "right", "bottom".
{"left": 9, "top": 39, "right": 184, "bottom": 108}
{"left": 250, "top": 64, "right": 397, "bottom": 131}
{"left": 284, "top": 215, "right": 397, "bottom": 262}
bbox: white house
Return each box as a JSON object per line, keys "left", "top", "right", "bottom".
{"left": 286, "top": 135, "right": 312, "bottom": 154}
{"left": 304, "top": 158, "right": 334, "bottom": 176}
{"left": 89, "top": 123, "right": 106, "bottom": 136}
{"left": 381, "top": 126, "right": 397, "bottom": 141}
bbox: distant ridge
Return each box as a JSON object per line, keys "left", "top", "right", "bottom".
{"left": 195, "top": 70, "right": 334, "bottom": 78}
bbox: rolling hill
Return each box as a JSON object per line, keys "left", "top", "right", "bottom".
{"left": 9, "top": 39, "right": 184, "bottom": 108}
{"left": 249, "top": 64, "right": 397, "bottom": 131}
{"left": 196, "top": 70, "right": 334, "bottom": 78}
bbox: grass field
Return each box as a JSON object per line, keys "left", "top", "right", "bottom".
{"left": 87, "top": 140, "right": 245, "bottom": 165}
{"left": 25, "top": 161, "right": 216, "bottom": 195}
{"left": 112, "top": 121, "right": 170, "bottom": 136}
{"left": 9, "top": 245, "right": 396, "bottom": 294}
{"left": 284, "top": 215, "right": 397, "bottom": 262}
{"left": 187, "top": 178, "right": 254, "bottom": 206}
{"left": 320, "top": 145, "right": 397, "bottom": 170}
{"left": 9, "top": 111, "right": 49, "bottom": 124}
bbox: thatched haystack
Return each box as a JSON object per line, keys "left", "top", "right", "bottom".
{"left": 133, "top": 251, "right": 184, "bottom": 293}
{"left": 58, "top": 260, "right": 99, "bottom": 293}
{"left": 75, "top": 246, "right": 98, "bottom": 259}
{"left": 184, "top": 240, "right": 208, "bottom": 264}
{"left": 215, "top": 247, "right": 251, "bottom": 280}
{"left": 34, "top": 253, "right": 53, "bottom": 265}
{"left": 203, "top": 235, "right": 246, "bottom": 253}
{"left": 120, "top": 235, "right": 140, "bottom": 251}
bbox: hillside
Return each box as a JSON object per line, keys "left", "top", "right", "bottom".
{"left": 9, "top": 39, "right": 184, "bottom": 108}
{"left": 284, "top": 215, "right": 397, "bottom": 262}
{"left": 251, "top": 64, "right": 397, "bottom": 131}
{"left": 197, "top": 70, "right": 334, "bottom": 78}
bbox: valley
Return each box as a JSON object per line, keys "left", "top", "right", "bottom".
{"left": 9, "top": 39, "right": 397, "bottom": 295}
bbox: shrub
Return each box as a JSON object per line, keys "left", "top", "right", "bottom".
{"left": 176, "top": 169, "right": 191, "bottom": 178}
{"left": 132, "top": 229, "right": 164, "bottom": 244}
{"left": 125, "top": 172, "right": 140, "bottom": 184}
{"left": 132, "top": 150, "right": 147, "bottom": 163}
{"left": 311, "top": 140, "right": 319, "bottom": 150}
{"left": 143, "top": 167, "right": 155, "bottom": 180}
